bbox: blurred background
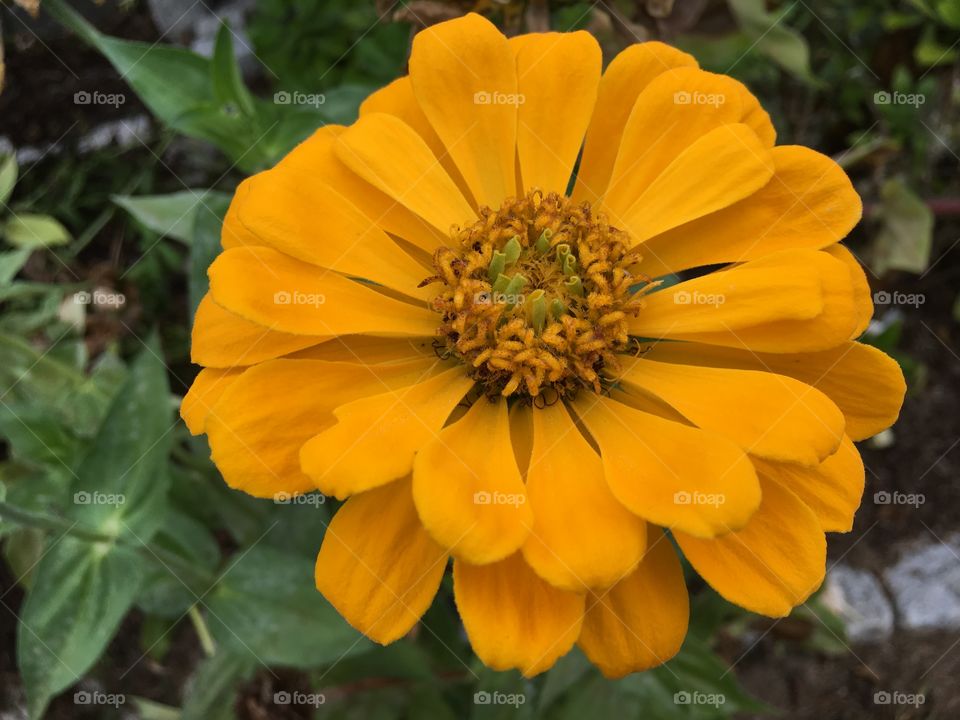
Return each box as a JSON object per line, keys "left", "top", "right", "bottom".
{"left": 0, "top": 0, "right": 957, "bottom": 718}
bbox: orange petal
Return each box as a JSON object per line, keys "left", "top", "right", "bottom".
{"left": 615, "top": 356, "right": 845, "bottom": 465}
{"left": 180, "top": 366, "right": 245, "bottom": 435}
{"left": 335, "top": 113, "right": 476, "bottom": 235}
{"left": 409, "top": 13, "right": 518, "bottom": 208}
{"left": 191, "top": 294, "right": 324, "bottom": 368}
{"left": 206, "top": 357, "right": 441, "bottom": 498}
{"left": 675, "top": 479, "right": 826, "bottom": 617}
{"left": 521, "top": 402, "right": 647, "bottom": 591}
{"left": 574, "top": 42, "right": 697, "bottom": 205}
{"left": 616, "top": 123, "right": 775, "bottom": 244}
{"left": 638, "top": 146, "right": 862, "bottom": 277}
{"left": 754, "top": 435, "right": 865, "bottom": 533}
{"left": 316, "top": 478, "right": 448, "bottom": 644}
{"left": 641, "top": 341, "right": 905, "bottom": 441}
{"left": 208, "top": 245, "right": 437, "bottom": 337}
{"left": 578, "top": 527, "right": 688, "bottom": 677}
{"left": 300, "top": 366, "right": 474, "bottom": 499}
{"left": 574, "top": 396, "right": 761, "bottom": 538}
{"left": 454, "top": 553, "right": 584, "bottom": 677}
{"left": 413, "top": 397, "right": 533, "bottom": 564}
{"left": 511, "top": 31, "right": 601, "bottom": 193}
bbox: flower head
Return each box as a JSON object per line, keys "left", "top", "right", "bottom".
{"left": 183, "top": 13, "right": 905, "bottom": 678}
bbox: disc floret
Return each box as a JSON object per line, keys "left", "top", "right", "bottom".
{"left": 425, "top": 190, "right": 654, "bottom": 401}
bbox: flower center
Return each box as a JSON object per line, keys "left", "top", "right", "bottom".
{"left": 424, "top": 190, "right": 655, "bottom": 402}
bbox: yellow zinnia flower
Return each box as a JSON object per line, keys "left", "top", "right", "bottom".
{"left": 182, "top": 13, "right": 906, "bottom": 678}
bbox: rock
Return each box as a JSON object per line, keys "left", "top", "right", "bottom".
{"left": 822, "top": 566, "right": 895, "bottom": 642}
{"left": 885, "top": 533, "right": 960, "bottom": 630}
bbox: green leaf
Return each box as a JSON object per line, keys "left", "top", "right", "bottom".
{"left": 871, "top": 177, "right": 934, "bottom": 275}
{"left": 68, "top": 335, "right": 172, "bottom": 543}
{"left": 937, "top": 0, "right": 960, "bottom": 27}
{"left": 0, "top": 153, "right": 17, "bottom": 207}
{"left": 181, "top": 649, "right": 256, "bottom": 720}
{"left": 2, "top": 214, "right": 72, "bottom": 248}
{"left": 0, "top": 247, "right": 31, "bottom": 284}
{"left": 212, "top": 23, "right": 256, "bottom": 118}
{"left": 44, "top": 0, "right": 210, "bottom": 130}
{"left": 18, "top": 537, "right": 145, "bottom": 720}
{"left": 113, "top": 191, "right": 229, "bottom": 245}
{"left": 205, "top": 544, "right": 370, "bottom": 668}
{"left": 189, "top": 192, "right": 231, "bottom": 319}
{"left": 728, "top": 0, "right": 820, "bottom": 84}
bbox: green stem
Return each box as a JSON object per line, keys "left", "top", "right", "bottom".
{"left": 189, "top": 605, "right": 217, "bottom": 657}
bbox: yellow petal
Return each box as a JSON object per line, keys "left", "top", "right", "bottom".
{"left": 617, "top": 123, "right": 775, "bottom": 243}
{"left": 522, "top": 401, "right": 647, "bottom": 591}
{"left": 574, "top": 396, "right": 760, "bottom": 538}
{"left": 360, "top": 75, "right": 473, "bottom": 201}
{"left": 675, "top": 479, "right": 826, "bottom": 617}
{"left": 454, "top": 553, "right": 583, "bottom": 677}
{"left": 269, "top": 125, "right": 448, "bottom": 253}
{"left": 578, "top": 527, "right": 688, "bottom": 677}
{"left": 206, "top": 357, "right": 442, "bottom": 498}
{"left": 316, "top": 478, "right": 448, "bottom": 644}
{"left": 335, "top": 113, "right": 476, "bottom": 235}
{"left": 413, "top": 397, "right": 533, "bottom": 564}
{"left": 632, "top": 248, "right": 859, "bottom": 352}
{"left": 642, "top": 341, "right": 905, "bottom": 441}
{"left": 824, "top": 244, "right": 873, "bottom": 338}
{"left": 409, "top": 13, "right": 518, "bottom": 208}
{"left": 615, "top": 356, "right": 845, "bottom": 465}
{"left": 574, "top": 42, "right": 698, "bottom": 205}
{"left": 602, "top": 68, "right": 750, "bottom": 219}
{"left": 633, "top": 251, "right": 825, "bottom": 337}
{"left": 228, "top": 170, "right": 432, "bottom": 302}
{"left": 300, "top": 366, "right": 474, "bottom": 499}
{"left": 289, "top": 336, "right": 436, "bottom": 364}
{"left": 180, "top": 366, "right": 245, "bottom": 435}
{"left": 755, "top": 435, "right": 864, "bottom": 533}
{"left": 191, "top": 294, "right": 324, "bottom": 368}
{"left": 511, "top": 31, "right": 601, "bottom": 193}
{"left": 208, "top": 245, "right": 437, "bottom": 337}
{"left": 638, "top": 146, "right": 862, "bottom": 277}
{"left": 734, "top": 80, "right": 776, "bottom": 148}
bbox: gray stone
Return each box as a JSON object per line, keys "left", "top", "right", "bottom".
{"left": 822, "top": 565, "right": 895, "bottom": 642}
{"left": 885, "top": 534, "right": 960, "bottom": 631}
